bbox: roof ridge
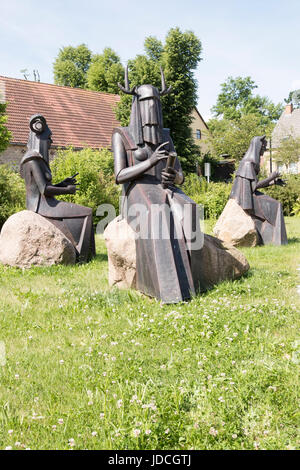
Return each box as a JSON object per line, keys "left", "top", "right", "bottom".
{"left": 0, "top": 75, "right": 120, "bottom": 99}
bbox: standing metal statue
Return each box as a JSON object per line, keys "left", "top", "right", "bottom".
{"left": 20, "top": 114, "right": 95, "bottom": 262}
{"left": 230, "top": 135, "right": 287, "bottom": 245}
{"left": 112, "top": 67, "right": 203, "bottom": 303}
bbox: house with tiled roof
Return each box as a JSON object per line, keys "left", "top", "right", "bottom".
{"left": 262, "top": 103, "right": 300, "bottom": 174}
{"left": 0, "top": 76, "right": 120, "bottom": 165}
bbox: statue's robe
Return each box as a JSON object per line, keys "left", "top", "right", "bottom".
{"left": 113, "top": 127, "right": 204, "bottom": 303}
{"left": 230, "top": 160, "right": 287, "bottom": 245}
{"left": 20, "top": 151, "right": 95, "bottom": 261}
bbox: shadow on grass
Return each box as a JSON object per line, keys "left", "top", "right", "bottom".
{"left": 288, "top": 237, "right": 300, "bottom": 244}
{"left": 94, "top": 252, "right": 108, "bottom": 262}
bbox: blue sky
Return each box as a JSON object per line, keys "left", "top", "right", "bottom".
{"left": 1, "top": 0, "right": 300, "bottom": 120}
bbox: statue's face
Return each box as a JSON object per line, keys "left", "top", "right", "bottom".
{"left": 32, "top": 128, "right": 52, "bottom": 159}
{"left": 139, "top": 97, "right": 161, "bottom": 127}
{"left": 260, "top": 138, "right": 267, "bottom": 155}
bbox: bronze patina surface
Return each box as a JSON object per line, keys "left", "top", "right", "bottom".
{"left": 112, "top": 69, "right": 204, "bottom": 303}
{"left": 20, "top": 114, "right": 95, "bottom": 262}
{"left": 230, "top": 136, "right": 287, "bottom": 245}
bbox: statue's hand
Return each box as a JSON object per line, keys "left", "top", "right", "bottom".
{"left": 150, "top": 141, "right": 170, "bottom": 165}
{"left": 161, "top": 167, "right": 177, "bottom": 186}
{"left": 60, "top": 173, "right": 79, "bottom": 187}
{"left": 275, "top": 178, "right": 286, "bottom": 187}
{"left": 66, "top": 184, "right": 77, "bottom": 194}
{"left": 270, "top": 170, "right": 280, "bottom": 180}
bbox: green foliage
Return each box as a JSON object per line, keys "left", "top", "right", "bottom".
{"left": 50, "top": 147, "right": 120, "bottom": 221}
{"left": 212, "top": 76, "right": 283, "bottom": 124}
{"left": 292, "top": 197, "right": 300, "bottom": 216}
{"left": 273, "top": 135, "right": 300, "bottom": 165}
{"left": 144, "top": 36, "right": 164, "bottom": 61}
{"left": 0, "top": 165, "right": 25, "bottom": 227}
{"left": 182, "top": 174, "right": 232, "bottom": 219}
{"left": 87, "top": 48, "right": 124, "bottom": 94}
{"left": 262, "top": 174, "right": 300, "bottom": 216}
{"left": 115, "top": 27, "right": 203, "bottom": 173}
{"left": 284, "top": 89, "right": 300, "bottom": 107}
{"left": 0, "top": 102, "right": 12, "bottom": 153}
{"left": 207, "top": 114, "right": 268, "bottom": 162}
{"left": 53, "top": 44, "right": 92, "bottom": 88}
{"left": 208, "top": 76, "right": 283, "bottom": 161}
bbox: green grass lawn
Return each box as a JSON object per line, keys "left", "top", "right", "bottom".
{"left": 0, "top": 217, "right": 299, "bottom": 450}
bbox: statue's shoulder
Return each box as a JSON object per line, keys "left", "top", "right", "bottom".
{"left": 235, "top": 160, "right": 257, "bottom": 180}
{"left": 20, "top": 150, "right": 44, "bottom": 168}
{"left": 112, "top": 127, "right": 137, "bottom": 150}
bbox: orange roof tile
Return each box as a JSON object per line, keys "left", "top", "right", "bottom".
{"left": 0, "top": 76, "right": 120, "bottom": 149}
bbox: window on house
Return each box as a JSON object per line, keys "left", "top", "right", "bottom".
{"left": 196, "top": 129, "right": 201, "bottom": 140}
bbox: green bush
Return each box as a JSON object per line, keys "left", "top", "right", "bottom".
{"left": 292, "top": 197, "right": 300, "bottom": 216}
{"left": 182, "top": 174, "right": 232, "bottom": 219}
{"left": 0, "top": 164, "right": 26, "bottom": 228}
{"left": 262, "top": 174, "right": 300, "bottom": 216}
{"left": 51, "top": 147, "right": 121, "bottom": 224}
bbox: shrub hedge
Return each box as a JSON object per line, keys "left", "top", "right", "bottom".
{"left": 0, "top": 164, "right": 25, "bottom": 228}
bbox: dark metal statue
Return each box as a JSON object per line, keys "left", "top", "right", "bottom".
{"left": 230, "top": 135, "right": 287, "bottom": 245}
{"left": 20, "top": 114, "right": 95, "bottom": 262}
{"left": 112, "top": 68, "right": 203, "bottom": 303}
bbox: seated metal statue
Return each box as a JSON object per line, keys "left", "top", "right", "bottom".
{"left": 20, "top": 114, "right": 96, "bottom": 262}
{"left": 112, "top": 68, "right": 203, "bottom": 303}
{"left": 230, "top": 135, "right": 287, "bottom": 245}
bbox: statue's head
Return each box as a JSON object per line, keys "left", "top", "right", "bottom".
{"left": 27, "top": 114, "right": 52, "bottom": 161}
{"left": 118, "top": 67, "right": 172, "bottom": 145}
{"left": 243, "top": 135, "right": 267, "bottom": 174}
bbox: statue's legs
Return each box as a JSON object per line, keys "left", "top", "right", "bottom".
{"left": 125, "top": 182, "right": 195, "bottom": 303}
{"left": 252, "top": 194, "right": 288, "bottom": 245}
{"left": 39, "top": 199, "right": 96, "bottom": 262}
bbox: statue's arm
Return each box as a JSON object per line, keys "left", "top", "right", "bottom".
{"left": 30, "top": 160, "right": 76, "bottom": 196}
{"left": 113, "top": 132, "right": 166, "bottom": 184}
{"left": 255, "top": 171, "right": 280, "bottom": 190}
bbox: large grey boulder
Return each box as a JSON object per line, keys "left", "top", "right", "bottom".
{"left": 104, "top": 216, "right": 249, "bottom": 293}
{"left": 213, "top": 199, "right": 258, "bottom": 247}
{"left": 0, "top": 210, "right": 76, "bottom": 268}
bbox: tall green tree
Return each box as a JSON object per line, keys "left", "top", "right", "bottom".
{"left": 116, "top": 27, "right": 203, "bottom": 173}
{"left": 53, "top": 44, "right": 92, "bottom": 88}
{"left": 207, "top": 76, "right": 283, "bottom": 161}
{"left": 212, "top": 76, "right": 283, "bottom": 124}
{"left": 0, "top": 101, "right": 11, "bottom": 153}
{"left": 87, "top": 48, "right": 124, "bottom": 94}
{"left": 207, "top": 114, "right": 267, "bottom": 162}
{"left": 274, "top": 135, "right": 300, "bottom": 165}
{"left": 284, "top": 89, "right": 300, "bottom": 107}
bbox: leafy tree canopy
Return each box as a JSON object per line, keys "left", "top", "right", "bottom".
{"left": 207, "top": 113, "right": 269, "bottom": 163}
{"left": 284, "top": 89, "right": 300, "bottom": 108}
{"left": 53, "top": 44, "right": 92, "bottom": 88}
{"left": 212, "top": 76, "right": 283, "bottom": 125}
{"left": 274, "top": 135, "right": 300, "bottom": 165}
{"left": 87, "top": 48, "right": 124, "bottom": 94}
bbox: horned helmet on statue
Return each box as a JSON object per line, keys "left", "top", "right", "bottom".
{"left": 117, "top": 66, "right": 172, "bottom": 147}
